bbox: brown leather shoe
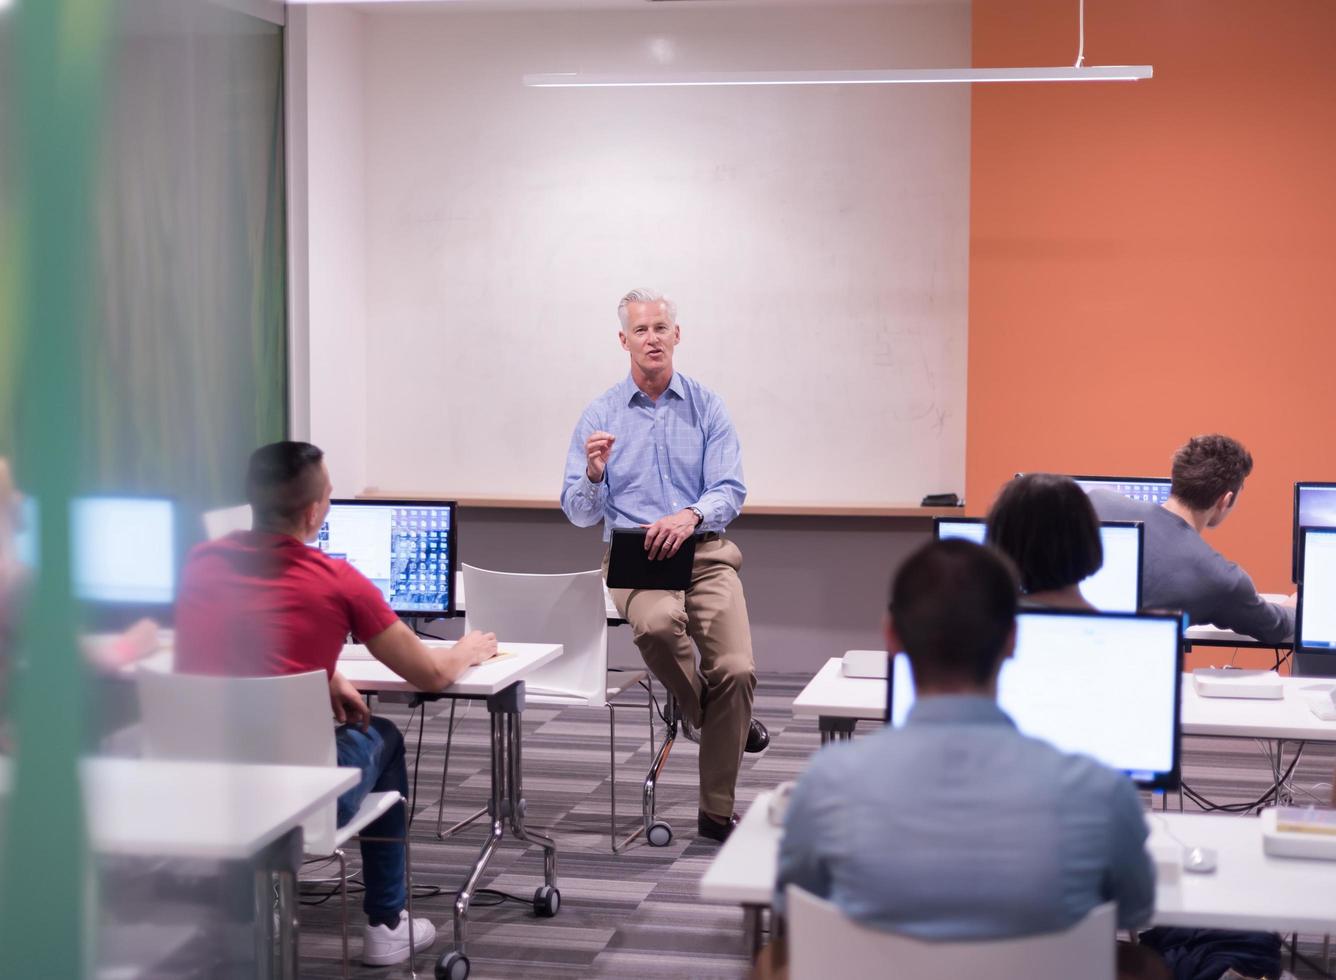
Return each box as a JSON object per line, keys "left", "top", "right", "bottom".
{"left": 697, "top": 810, "right": 740, "bottom": 843}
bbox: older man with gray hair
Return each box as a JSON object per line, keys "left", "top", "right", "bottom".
{"left": 561, "top": 288, "right": 768, "bottom": 843}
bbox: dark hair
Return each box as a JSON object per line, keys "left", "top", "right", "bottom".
{"left": 985, "top": 473, "right": 1103, "bottom": 595}
{"left": 889, "top": 539, "right": 1019, "bottom": 688}
{"left": 246, "top": 441, "right": 326, "bottom": 528}
{"left": 1170, "top": 434, "right": 1253, "bottom": 511}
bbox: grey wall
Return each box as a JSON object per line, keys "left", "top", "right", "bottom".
{"left": 430, "top": 508, "right": 932, "bottom": 675}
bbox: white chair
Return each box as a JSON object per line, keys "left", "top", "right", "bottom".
{"left": 136, "top": 669, "right": 417, "bottom": 978}
{"left": 436, "top": 565, "right": 654, "bottom": 851}
{"left": 202, "top": 503, "right": 252, "bottom": 540}
{"left": 786, "top": 886, "right": 1116, "bottom": 980}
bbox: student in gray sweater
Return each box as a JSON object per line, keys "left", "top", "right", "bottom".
{"left": 1089, "top": 434, "right": 1294, "bottom": 644}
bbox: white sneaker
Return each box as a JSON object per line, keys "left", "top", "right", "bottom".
{"left": 362, "top": 911, "right": 437, "bottom": 966}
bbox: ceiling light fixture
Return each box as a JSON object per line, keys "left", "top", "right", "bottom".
{"left": 525, "top": 0, "right": 1150, "bottom": 89}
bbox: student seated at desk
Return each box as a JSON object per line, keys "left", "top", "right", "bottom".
{"left": 766, "top": 540, "right": 1164, "bottom": 980}
{"left": 986, "top": 473, "right": 1101, "bottom": 611}
{"left": 1089, "top": 434, "right": 1293, "bottom": 643}
{"left": 174, "top": 441, "right": 497, "bottom": 967}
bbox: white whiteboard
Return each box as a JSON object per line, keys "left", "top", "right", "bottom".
{"left": 358, "top": 5, "right": 970, "bottom": 508}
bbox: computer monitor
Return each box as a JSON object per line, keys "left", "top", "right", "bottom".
{"left": 1070, "top": 475, "right": 1172, "bottom": 506}
{"left": 1297, "top": 527, "right": 1336, "bottom": 654}
{"left": 1293, "top": 483, "right": 1336, "bottom": 582}
{"left": 1081, "top": 521, "right": 1142, "bottom": 613}
{"left": 932, "top": 517, "right": 986, "bottom": 545}
{"left": 885, "top": 608, "right": 1183, "bottom": 789}
{"left": 315, "top": 499, "right": 457, "bottom": 617}
{"left": 71, "top": 495, "right": 177, "bottom": 604}
{"left": 932, "top": 518, "right": 1143, "bottom": 612}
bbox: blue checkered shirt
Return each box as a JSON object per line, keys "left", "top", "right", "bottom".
{"left": 561, "top": 372, "right": 746, "bottom": 541}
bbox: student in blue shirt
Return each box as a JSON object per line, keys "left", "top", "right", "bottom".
{"left": 770, "top": 540, "right": 1164, "bottom": 979}
{"left": 561, "top": 288, "right": 767, "bottom": 842}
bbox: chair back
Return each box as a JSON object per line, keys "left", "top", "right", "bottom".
{"left": 136, "top": 669, "right": 341, "bottom": 852}
{"left": 461, "top": 564, "right": 608, "bottom": 704}
{"left": 786, "top": 886, "right": 1116, "bottom": 980}
{"left": 202, "top": 503, "right": 252, "bottom": 540}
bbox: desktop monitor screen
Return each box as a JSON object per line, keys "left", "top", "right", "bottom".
{"left": 933, "top": 517, "right": 986, "bottom": 545}
{"left": 1297, "top": 528, "right": 1336, "bottom": 653}
{"left": 932, "top": 518, "right": 1143, "bottom": 613}
{"left": 885, "top": 609, "right": 1183, "bottom": 789}
{"left": 1293, "top": 483, "right": 1336, "bottom": 582}
{"left": 71, "top": 496, "right": 177, "bottom": 604}
{"left": 1070, "top": 475, "right": 1172, "bottom": 506}
{"left": 315, "top": 499, "right": 457, "bottom": 616}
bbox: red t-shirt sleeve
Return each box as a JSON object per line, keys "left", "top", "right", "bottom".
{"left": 337, "top": 562, "right": 400, "bottom": 643}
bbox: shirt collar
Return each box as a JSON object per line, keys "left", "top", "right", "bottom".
{"left": 621, "top": 371, "right": 686, "bottom": 404}
{"left": 904, "top": 695, "right": 1016, "bottom": 728}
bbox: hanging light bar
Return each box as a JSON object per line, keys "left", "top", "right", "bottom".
{"left": 523, "top": 65, "right": 1152, "bottom": 88}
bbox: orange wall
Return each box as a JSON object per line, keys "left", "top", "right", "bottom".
{"left": 968, "top": 0, "right": 1336, "bottom": 599}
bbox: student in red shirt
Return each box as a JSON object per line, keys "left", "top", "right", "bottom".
{"left": 176, "top": 442, "right": 496, "bottom": 967}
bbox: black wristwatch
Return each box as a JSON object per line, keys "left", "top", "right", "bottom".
{"left": 688, "top": 506, "right": 705, "bottom": 527}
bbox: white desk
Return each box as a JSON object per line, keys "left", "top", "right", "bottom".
{"left": 791, "top": 657, "right": 884, "bottom": 742}
{"left": 1149, "top": 812, "right": 1336, "bottom": 934}
{"left": 337, "top": 640, "right": 563, "bottom": 695}
{"left": 794, "top": 658, "right": 1336, "bottom": 746}
{"left": 338, "top": 640, "right": 564, "bottom": 972}
{"left": 700, "top": 789, "right": 781, "bottom": 954}
{"left": 2, "top": 756, "right": 356, "bottom": 859}
{"left": 1180, "top": 676, "right": 1336, "bottom": 742}
{"left": 701, "top": 793, "right": 1336, "bottom": 947}
{"left": 85, "top": 758, "right": 357, "bottom": 860}
{"left": 3, "top": 757, "right": 356, "bottom": 979}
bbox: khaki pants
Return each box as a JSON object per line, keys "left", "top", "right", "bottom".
{"left": 607, "top": 536, "right": 757, "bottom": 818}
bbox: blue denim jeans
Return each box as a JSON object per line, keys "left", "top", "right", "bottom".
{"left": 335, "top": 715, "right": 409, "bottom": 921}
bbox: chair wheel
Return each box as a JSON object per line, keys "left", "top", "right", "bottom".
{"left": 534, "top": 885, "right": 561, "bottom": 917}
{"left": 647, "top": 821, "right": 673, "bottom": 847}
{"left": 436, "top": 950, "right": 470, "bottom": 980}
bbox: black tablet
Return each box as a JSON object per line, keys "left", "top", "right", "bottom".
{"left": 605, "top": 528, "right": 696, "bottom": 591}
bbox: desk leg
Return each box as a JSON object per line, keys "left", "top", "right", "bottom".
{"left": 742, "top": 906, "right": 763, "bottom": 958}
{"left": 276, "top": 868, "right": 298, "bottom": 980}
{"left": 254, "top": 869, "right": 275, "bottom": 980}
{"left": 253, "top": 828, "right": 302, "bottom": 980}
{"left": 448, "top": 682, "right": 560, "bottom": 966}
{"left": 505, "top": 710, "right": 558, "bottom": 887}
{"left": 452, "top": 708, "right": 507, "bottom": 958}
{"left": 818, "top": 717, "right": 858, "bottom": 745}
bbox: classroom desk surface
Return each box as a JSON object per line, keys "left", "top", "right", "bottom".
{"left": 1148, "top": 811, "right": 1336, "bottom": 934}
{"left": 1, "top": 757, "right": 357, "bottom": 861}
{"left": 1179, "top": 675, "right": 1336, "bottom": 741}
{"left": 793, "top": 658, "right": 1336, "bottom": 744}
{"left": 701, "top": 793, "right": 1336, "bottom": 937}
{"left": 87, "top": 758, "right": 358, "bottom": 860}
{"left": 336, "top": 641, "right": 564, "bottom": 696}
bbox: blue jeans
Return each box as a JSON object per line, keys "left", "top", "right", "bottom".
{"left": 335, "top": 716, "right": 409, "bottom": 921}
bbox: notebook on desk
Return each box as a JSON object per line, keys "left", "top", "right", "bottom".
{"left": 605, "top": 529, "right": 696, "bottom": 591}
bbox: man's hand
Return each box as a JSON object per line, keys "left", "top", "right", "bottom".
{"left": 584, "top": 431, "right": 616, "bottom": 483}
{"left": 642, "top": 508, "right": 700, "bottom": 561}
{"left": 330, "top": 670, "right": 370, "bottom": 731}
{"left": 456, "top": 629, "right": 499, "bottom": 666}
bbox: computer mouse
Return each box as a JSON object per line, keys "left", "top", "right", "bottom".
{"left": 1182, "top": 846, "right": 1218, "bottom": 873}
